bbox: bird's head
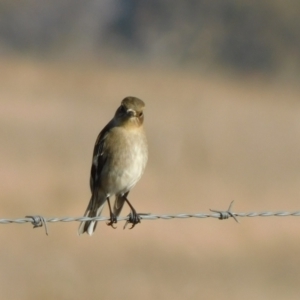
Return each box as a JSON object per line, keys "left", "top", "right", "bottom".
{"left": 115, "top": 96, "right": 145, "bottom": 128}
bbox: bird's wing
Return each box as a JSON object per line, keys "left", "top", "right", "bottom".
{"left": 89, "top": 120, "right": 114, "bottom": 192}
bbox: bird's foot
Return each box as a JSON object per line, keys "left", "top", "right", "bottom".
{"left": 124, "top": 212, "right": 149, "bottom": 229}
{"left": 106, "top": 213, "right": 118, "bottom": 229}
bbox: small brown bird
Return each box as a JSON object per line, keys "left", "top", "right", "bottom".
{"left": 78, "top": 96, "right": 148, "bottom": 235}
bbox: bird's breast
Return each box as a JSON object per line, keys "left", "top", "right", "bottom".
{"left": 102, "top": 127, "right": 148, "bottom": 195}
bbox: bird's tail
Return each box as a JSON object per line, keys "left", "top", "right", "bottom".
{"left": 78, "top": 195, "right": 106, "bottom": 236}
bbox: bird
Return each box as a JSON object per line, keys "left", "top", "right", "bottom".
{"left": 78, "top": 96, "right": 148, "bottom": 235}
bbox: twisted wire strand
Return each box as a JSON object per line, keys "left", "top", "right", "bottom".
{"left": 1, "top": 210, "right": 300, "bottom": 225}
{"left": 1, "top": 201, "right": 300, "bottom": 235}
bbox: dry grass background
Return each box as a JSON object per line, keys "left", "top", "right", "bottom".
{"left": 1, "top": 56, "right": 300, "bottom": 299}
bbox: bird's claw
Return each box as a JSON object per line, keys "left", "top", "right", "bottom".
{"left": 124, "top": 212, "right": 149, "bottom": 229}
{"left": 124, "top": 213, "right": 140, "bottom": 229}
{"left": 106, "top": 213, "right": 118, "bottom": 229}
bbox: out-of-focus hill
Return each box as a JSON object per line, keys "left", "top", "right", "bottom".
{"left": 0, "top": 57, "right": 300, "bottom": 299}
{"left": 0, "top": 0, "right": 299, "bottom": 75}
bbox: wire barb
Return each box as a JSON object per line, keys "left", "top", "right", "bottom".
{"left": 210, "top": 201, "right": 239, "bottom": 223}
{"left": 26, "top": 215, "right": 49, "bottom": 235}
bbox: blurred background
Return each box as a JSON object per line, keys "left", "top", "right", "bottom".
{"left": 1, "top": 1, "right": 300, "bottom": 299}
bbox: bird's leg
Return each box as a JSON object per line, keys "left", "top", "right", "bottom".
{"left": 123, "top": 195, "right": 142, "bottom": 229}
{"left": 106, "top": 197, "right": 117, "bottom": 229}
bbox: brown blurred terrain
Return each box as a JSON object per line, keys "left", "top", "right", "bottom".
{"left": 1, "top": 56, "right": 300, "bottom": 299}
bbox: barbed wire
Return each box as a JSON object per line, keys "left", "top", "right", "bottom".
{"left": 1, "top": 202, "right": 300, "bottom": 235}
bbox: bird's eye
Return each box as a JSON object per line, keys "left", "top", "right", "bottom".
{"left": 138, "top": 112, "right": 143, "bottom": 117}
